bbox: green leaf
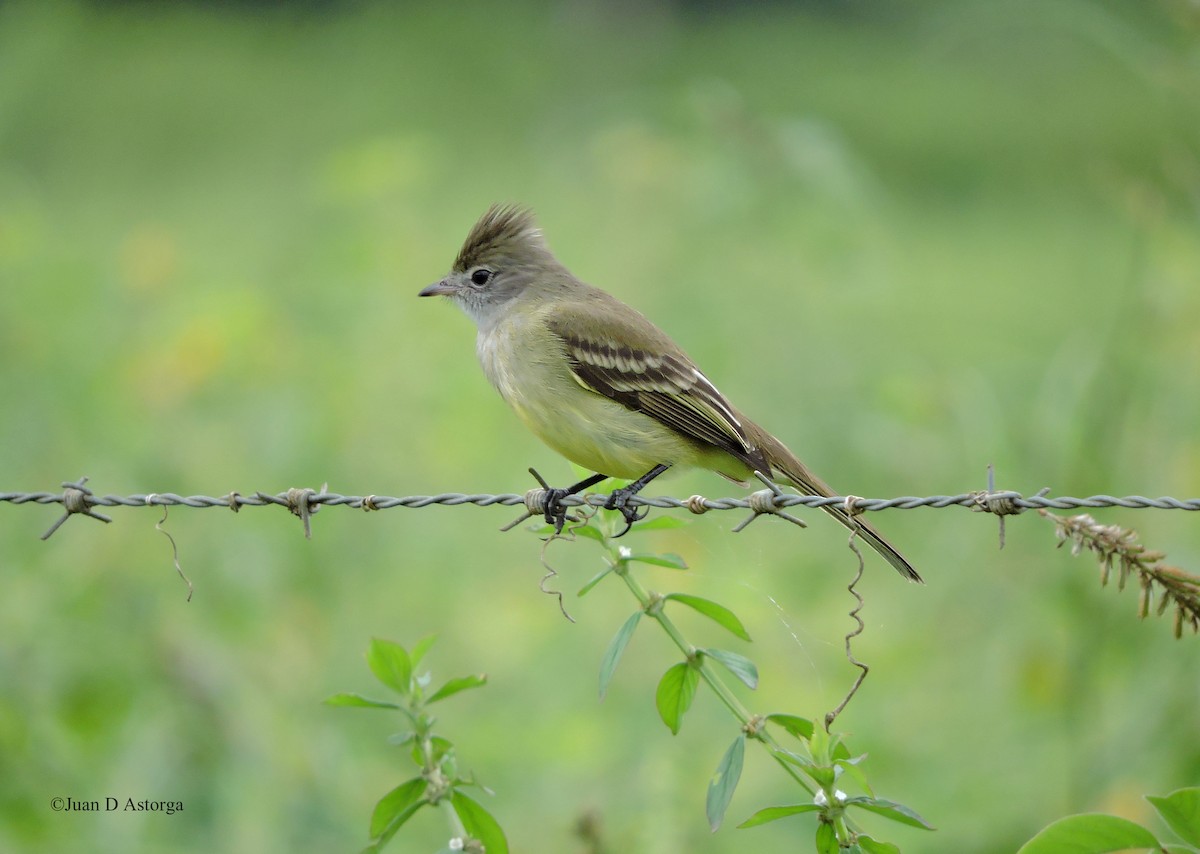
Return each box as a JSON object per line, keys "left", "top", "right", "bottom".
{"left": 706, "top": 734, "right": 745, "bottom": 831}
{"left": 369, "top": 777, "right": 427, "bottom": 839}
{"left": 656, "top": 661, "right": 699, "bottom": 734}
{"left": 628, "top": 552, "right": 688, "bottom": 569}
{"left": 410, "top": 635, "right": 437, "bottom": 668}
{"left": 703, "top": 648, "right": 759, "bottom": 690}
{"left": 808, "top": 726, "right": 830, "bottom": 763}
{"left": 629, "top": 515, "right": 688, "bottom": 531}
{"left": 427, "top": 674, "right": 487, "bottom": 704}
{"left": 1017, "top": 813, "right": 1159, "bottom": 853}
{"left": 451, "top": 790, "right": 509, "bottom": 854}
{"left": 323, "top": 692, "right": 400, "bottom": 710}
{"left": 846, "top": 797, "right": 935, "bottom": 830}
{"left": 809, "top": 765, "right": 836, "bottom": 789}
{"left": 577, "top": 564, "right": 615, "bottom": 596}
{"left": 833, "top": 754, "right": 872, "bottom": 796}
{"left": 816, "top": 819, "right": 838, "bottom": 854}
{"left": 737, "top": 803, "right": 822, "bottom": 828}
{"left": 367, "top": 639, "right": 413, "bottom": 697}
{"left": 770, "top": 746, "right": 815, "bottom": 771}
{"left": 1147, "top": 788, "right": 1200, "bottom": 847}
{"left": 664, "top": 594, "right": 751, "bottom": 640}
{"left": 599, "top": 612, "right": 642, "bottom": 700}
{"left": 857, "top": 835, "right": 901, "bottom": 854}
{"left": 766, "top": 713, "right": 815, "bottom": 740}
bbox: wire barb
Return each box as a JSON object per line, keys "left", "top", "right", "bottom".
{"left": 731, "top": 472, "right": 809, "bottom": 533}
{"left": 969, "top": 465, "right": 1048, "bottom": 549}
{"left": 39, "top": 476, "right": 113, "bottom": 540}
{"left": 281, "top": 485, "right": 325, "bottom": 539}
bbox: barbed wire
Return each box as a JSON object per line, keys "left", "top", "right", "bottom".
{"left": 3, "top": 474, "right": 1198, "bottom": 542}
{"left": 7, "top": 474, "right": 1197, "bottom": 636}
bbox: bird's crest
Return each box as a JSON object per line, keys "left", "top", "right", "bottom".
{"left": 454, "top": 204, "right": 546, "bottom": 271}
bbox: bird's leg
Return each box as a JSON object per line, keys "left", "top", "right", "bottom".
{"left": 529, "top": 468, "right": 608, "bottom": 534}
{"left": 605, "top": 463, "right": 670, "bottom": 537}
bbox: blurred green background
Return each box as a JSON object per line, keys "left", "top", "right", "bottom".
{"left": 2, "top": 1, "right": 1198, "bottom": 851}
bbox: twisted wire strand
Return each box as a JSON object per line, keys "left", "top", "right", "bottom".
{"left": 4, "top": 485, "right": 1200, "bottom": 515}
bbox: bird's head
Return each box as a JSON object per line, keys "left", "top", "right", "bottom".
{"left": 420, "top": 204, "right": 558, "bottom": 328}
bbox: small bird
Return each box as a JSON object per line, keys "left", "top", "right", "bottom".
{"left": 420, "top": 205, "right": 920, "bottom": 582}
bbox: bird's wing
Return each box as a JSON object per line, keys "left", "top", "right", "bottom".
{"left": 545, "top": 301, "right": 769, "bottom": 473}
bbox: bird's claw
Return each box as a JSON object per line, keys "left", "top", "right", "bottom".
{"left": 543, "top": 487, "right": 574, "bottom": 534}
{"left": 604, "top": 488, "right": 650, "bottom": 537}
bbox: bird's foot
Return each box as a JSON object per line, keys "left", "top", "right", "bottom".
{"left": 604, "top": 487, "right": 651, "bottom": 538}
{"left": 543, "top": 486, "right": 575, "bottom": 534}
{"left": 524, "top": 468, "right": 608, "bottom": 536}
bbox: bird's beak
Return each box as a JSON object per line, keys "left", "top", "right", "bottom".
{"left": 419, "top": 279, "right": 457, "bottom": 297}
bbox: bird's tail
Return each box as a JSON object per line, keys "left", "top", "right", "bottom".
{"left": 758, "top": 434, "right": 922, "bottom": 583}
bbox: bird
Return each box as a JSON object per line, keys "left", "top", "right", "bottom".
{"left": 419, "top": 205, "right": 920, "bottom": 582}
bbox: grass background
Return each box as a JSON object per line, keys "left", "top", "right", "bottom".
{"left": 1, "top": 1, "right": 1198, "bottom": 851}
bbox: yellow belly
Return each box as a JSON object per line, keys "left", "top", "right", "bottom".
{"left": 476, "top": 310, "right": 712, "bottom": 479}
{"left": 511, "top": 388, "right": 699, "bottom": 478}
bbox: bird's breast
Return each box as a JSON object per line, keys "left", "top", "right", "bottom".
{"left": 476, "top": 319, "right": 531, "bottom": 409}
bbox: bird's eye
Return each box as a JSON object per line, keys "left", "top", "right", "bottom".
{"left": 470, "top": 268, "right": 492, "bottom": 286}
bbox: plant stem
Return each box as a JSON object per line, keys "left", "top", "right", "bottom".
{"left": 604, "top": 531, "right": 815, "bottom": 797}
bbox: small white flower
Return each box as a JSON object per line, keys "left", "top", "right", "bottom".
{"left": 449, "top": 837, "right": 464, "bottom": 851}
{"left": 834, "top": 789, "right": 847, "bottom": 803}
{"left": 814, "top": 790, "right": 828, "bottom": 806}
{"left": 618, "top": 546, "right": 633, "bottom": 559}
